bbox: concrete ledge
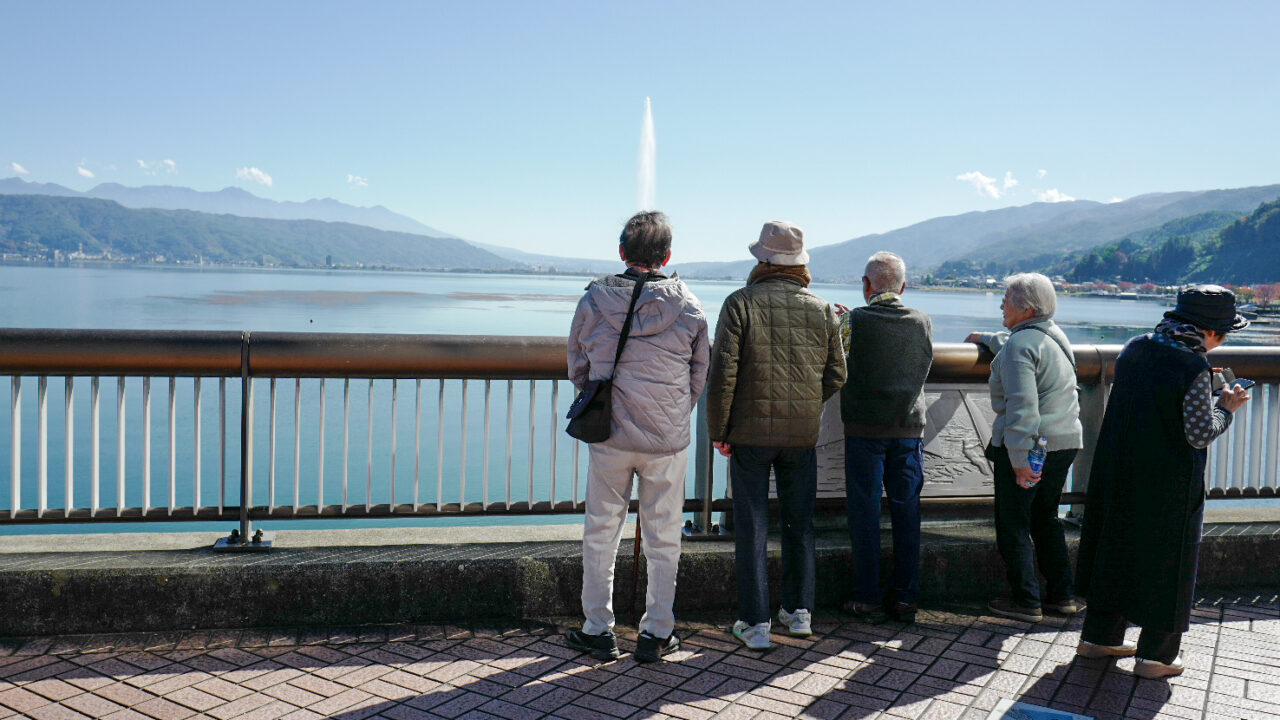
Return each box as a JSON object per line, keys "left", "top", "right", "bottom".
{"left": 0, "top": 520, "right": 1277, "bottom": 636}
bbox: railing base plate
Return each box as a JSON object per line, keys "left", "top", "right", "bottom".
{"left": 212, "top": 532, "right": 275, "bottom": 552}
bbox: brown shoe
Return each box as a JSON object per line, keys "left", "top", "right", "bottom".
{"left": 840, "top": 600, "right": 887, "bottom": 624}
{"left": 1045, "top": 597, "right": 1086, "bottom": 615}
{"left": 987, "top": 598, "right": 1042, "bottom": 623}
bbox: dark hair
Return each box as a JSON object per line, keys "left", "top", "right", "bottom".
{"left": 618, "top": 211, "right": 672, "bottom": 269}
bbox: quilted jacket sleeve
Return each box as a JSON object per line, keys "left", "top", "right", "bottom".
{"left": 688, "top": 312, "right": 710, "bottom": 412}
{"left": 706, "top": 295, "right": 743, "bottom": 442}
{"left": 821, "top": 305, "right": 847, "bottom": 401}
{"left": 567, "top": 294, "right": 592, "bottom": 391}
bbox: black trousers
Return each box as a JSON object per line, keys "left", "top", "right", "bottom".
{"left": 992, "top": 446, "right": 1077, "bottom": 608}
{"left": 1082, "top": 607, "right": 1181, "bottom": 664}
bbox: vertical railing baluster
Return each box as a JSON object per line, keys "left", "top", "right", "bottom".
{"left": 293, "top": 378, "right": 301, "bottom": 514}
{"left": 390, "top": 379, "right": 398, "bottom": 509}
{"left": 366, "top": 379, "right": 374, "bottom": 509}
{"left": 505, "top": 380, "right": 513, "bottom": 507}
{"left": 1268, "top": 384, "right": 1280, "bottom": 490}
{"left": 413, "top": 378, "right": 421, "bottom": 510}
{"left": 483, "top": 379, "right": 491, "bottom": 510}
{"left": 91, "top": 377, "right": 100, "bottom": 515}
{"left": 318, "top": 378, "right": 326, "bottom": 511}
{"left": 1232, "top": 402, "right": 1248, "bottom": 492}
{"left": 528, "top": 380, "right": 536, "bottom": 505}
{"left": 168, "top": 376, "right": 176, "bottom": 515}
{"left": 459, "top": 379, "right": 467, "bottom": 508}
{"left": 218, "top": 377, "right": 226, "bottom": 514}
{"left": 437, "top": 379, "right": 445, "bottom": 509}
{"left": 573, "top": 438, "right": 581, "bottom": 506}
{"left": 193, "top": 377, "right": 201, "bottom": 514}
{"left": 1249, "top": 385, "right": 1265, "bottom": 490}
{"left": 342, "top": 378, "right": 350, "bottom": 511}
{"left": 11, "top": 377, "right": 21, "bottom": 515}
{"left": 64, "top": 377, "right": 74, "bottom": 515}
{"left": 550, "top": 381, "right": 558, "bottom": 507}
{"left": 269, "top": 378, "right": 278, "bottom": 511}
{"left": 117, "top": 377, "right": 126, "bottom": 513}
{"left": 38, "top": 376, "right": 48, "bottom": 517}
{"left": 142, "top": 376, "right": 151, "bottom": 515}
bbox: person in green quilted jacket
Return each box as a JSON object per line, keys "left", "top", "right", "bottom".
{"left": 707, "top": 220, "right": 846, "bottom": 650}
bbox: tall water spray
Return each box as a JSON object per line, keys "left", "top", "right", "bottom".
{"left": 637, "top": 97, "right": 656, "bottom": 210}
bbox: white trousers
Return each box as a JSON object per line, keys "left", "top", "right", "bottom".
{"left": 581, "top": 443, "right": 687, "bottom": 639}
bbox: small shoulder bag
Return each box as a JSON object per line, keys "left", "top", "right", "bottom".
{"left": 565, "top": 273, "right": 650, "bottom": 443}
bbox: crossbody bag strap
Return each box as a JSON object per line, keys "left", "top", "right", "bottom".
{"left": 1017, "top": 323, "right": 1077, "bottom": 370}
{"left": 608, "top": 272, "right": 651, "bottom": 379}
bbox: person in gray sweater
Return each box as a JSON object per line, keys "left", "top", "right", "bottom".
{"left": 565, "top": 211, "right": 709, "bottom": 663}
{"left": 837, "top": 252, "right": 932, "bottom": 624}
{"left": 966, "top": 272, "right": 1083, "bottom": 623}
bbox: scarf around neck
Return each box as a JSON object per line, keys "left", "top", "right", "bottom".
{"left": 1154, "top": 316, "right": 1208, "bottom": 354}
{"left": 747, "top": 262, "right": 811, "bottom": 287}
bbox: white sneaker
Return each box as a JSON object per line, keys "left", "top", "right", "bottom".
{"left": 732, "top": 620, "right": 772, "bottom": 650}
{"left": 777, "top": 608, "right": 813, "bottom": 637}
{"left": 1077, "top": 639, "right": 1137, "bottom": 658}
{"left": 1134, "top": 656, "right": 1184, "bottom": 679}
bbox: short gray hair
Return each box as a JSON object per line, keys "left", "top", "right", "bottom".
{"left": 1003, "top": 273, "right": 1057, "bottom": 319}
{"left": 864, "top": 251, "right": 906, "bottom": 293}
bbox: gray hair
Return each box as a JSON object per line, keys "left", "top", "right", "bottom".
{"left": 618, "top": 211, "right": 672, "bottom": 269}
{"left": 864, "top": 251, "right": 906, "bottom": 293}
{"left": 1003, "top": 272, "right": 1057, "bottom": 319}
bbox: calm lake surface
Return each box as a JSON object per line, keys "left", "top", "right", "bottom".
{"left": 0, "top": 265, "right": 1273, "bottom": 534}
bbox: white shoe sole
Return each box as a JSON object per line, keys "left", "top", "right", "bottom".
{"left": 1077, "top": 640, "right": 1137, "bottom": 658}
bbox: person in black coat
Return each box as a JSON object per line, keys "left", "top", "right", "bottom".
{"left": 1074, "top": 285, "right": 1251, "bottom": 679}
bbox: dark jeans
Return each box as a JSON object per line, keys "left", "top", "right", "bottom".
{"left": 845, "top": 437, "right": 924, "bottom": 606}
{"left": 730, "top": 445, "right": 816, "bottom": 625}
{"left": 1083, "top": 607, "right": 1181, "bottom": 664}
{"left": 993, "top": 446, "right": 1078, "bottom": 608}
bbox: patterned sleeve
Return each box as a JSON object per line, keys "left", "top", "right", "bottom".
{"left": 1183, "top": 369, "right": 1232, "bottom": 449}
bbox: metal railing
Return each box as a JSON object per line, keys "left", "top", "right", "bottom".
{"left": 1, "top": 330, "right": 1277, "bottom": 537}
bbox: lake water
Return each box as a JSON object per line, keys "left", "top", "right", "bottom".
{"left": 0, "top": 265, "right": 1273, "bottom": 534}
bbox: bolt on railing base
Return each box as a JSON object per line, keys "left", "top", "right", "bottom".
{"left": 212, "top": 528, "right": 275, "bottom": 552}
{"left": 681, "top": 519, "right": 733, "bottom": 541}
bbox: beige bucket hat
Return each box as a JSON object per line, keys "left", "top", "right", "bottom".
{"left": 748, "top": 221, "right": 809, "bottom": 265}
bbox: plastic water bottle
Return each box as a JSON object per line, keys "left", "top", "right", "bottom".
{"left": 1027, "top": 436, "right": 1049, "bottom": 474}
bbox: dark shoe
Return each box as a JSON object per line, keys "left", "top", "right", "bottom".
{"left": 840, "top": 600, "right": 887, "bottom": 624}
{"left": 987, "top": 598, "right": 1043, "bottom": 623}
{"left": 890, "top": 602, "right": 918, "bottom": 624}
{"left": 634, "top": 632, "right": 680, "bottom": 663}
{"left": 565, "top": 629, "right": 620, "bottom": 661}
{"left": 1044, "top": 597, "right": 1085, "bottom": 615}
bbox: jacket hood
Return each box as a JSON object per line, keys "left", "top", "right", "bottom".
{"left": 583, "top": 273, "right": 699, "bottom": 338}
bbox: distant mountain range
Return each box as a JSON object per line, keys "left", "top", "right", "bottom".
{"left": 0, "top": 177, "right": 456, "bottom": 239}
{"left": 3, "top": 177, "right": 1280, "bottom": 284}
{"left": 0, "top": 194, "right": 519, "bottom": 270}
{"left": 674, "top": 184, "right": 1280, "bottom": 282}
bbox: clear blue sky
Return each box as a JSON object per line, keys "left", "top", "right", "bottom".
{"left": 3, "top": 1, "right": 1279, "bottom": 262}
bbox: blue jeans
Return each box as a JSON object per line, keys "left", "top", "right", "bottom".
{"left": 730, "top": 445, "right": 816, "bottom": 625}
{"left": 844, "top": 437, "right": 924, "bottom": 606}
{"left": 993, "top": 446, "right": 1078, "bottom": 608}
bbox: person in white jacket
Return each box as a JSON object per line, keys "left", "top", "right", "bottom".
{"left": 565, "top": 211, "right": 709, "bottom": 663}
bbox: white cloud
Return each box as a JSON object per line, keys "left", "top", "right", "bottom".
{"left": 11, "top": 162, "right": 28, "bottom": 175}
{"left": 1037, "top": 169, "right": 1047, "bottom": 179}
{"left": 235, "top": 167, "right": 273, "bottom": 187}
{"left": 956, "top": 171, "right": 1001, "bottom": 199}
{"left": 77, "top": 165, "right": 95, "bottom": 179}
{"left": 1036, "top": 188, "right": 1076, "bottom": 203}
{"left": 347, "top": 174, "right": 368, "bottom": 187}
{"left": 1002, "top": 171, "right": 1018, "bottom": 190}
{"left": 139, "top": 159, "right": 179, "bottom": 176}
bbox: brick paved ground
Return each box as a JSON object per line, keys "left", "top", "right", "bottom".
{"left": 0, "top": 593, "right": 1276, "bottom": 720}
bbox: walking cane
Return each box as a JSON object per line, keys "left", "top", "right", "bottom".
{"left": 630, "top": 511, "right": 643, "bottom": 628}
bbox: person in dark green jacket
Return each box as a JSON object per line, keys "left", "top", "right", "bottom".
{"left": 707, "top": 221, "right": 846, "bottom": 650}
